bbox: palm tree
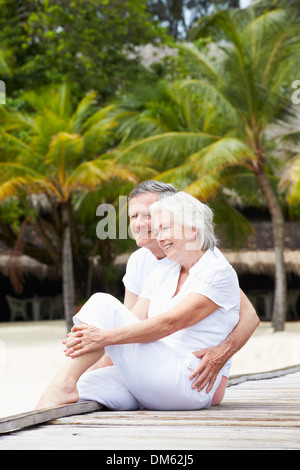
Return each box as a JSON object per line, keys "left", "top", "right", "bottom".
{"left": 114, "top": 80, "right": 255, "bottom": 244}
{"left": 0, "top": 83, "right": 137, "bottom": 331}
{"left": 115, "top": 3, "right": 300, "bottom": 330}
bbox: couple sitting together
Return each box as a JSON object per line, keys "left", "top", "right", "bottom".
{"left": 36, "top": 181, "right": 259, "bottom": 411}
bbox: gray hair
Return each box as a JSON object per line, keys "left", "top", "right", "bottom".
{"left": 150, "top": 191, "right": 217, "bottom": 251}
{"left": 129, "top": 180, "right": 177, "bottom": 201}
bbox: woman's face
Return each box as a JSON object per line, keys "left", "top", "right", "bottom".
{"left": 153, "top": 209, "right": 197, "bottom": 263}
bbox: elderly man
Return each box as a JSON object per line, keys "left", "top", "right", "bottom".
{"left": 94, "top": 180, "right": 259, "bottom": 395}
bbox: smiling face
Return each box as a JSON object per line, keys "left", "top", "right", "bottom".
{"left": 129, "top": 192, "right": 160, "bottom": 249}
{"left": 152, "top": 209, "right": 198, "bottom": 264}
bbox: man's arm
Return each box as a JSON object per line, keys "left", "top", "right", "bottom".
{"left": 190, "top": 289, "right": 260, "bottom": 393}
{"left": 124, "top": 288, "right": 139, "bottom": 310}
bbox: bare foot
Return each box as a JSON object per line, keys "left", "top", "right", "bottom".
{"left": 35, "top": 380, "right": 79, "bottom": 410}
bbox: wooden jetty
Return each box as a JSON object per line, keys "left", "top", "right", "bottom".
{"left": 0, "top": 365, "right": 300, "bottom": 450}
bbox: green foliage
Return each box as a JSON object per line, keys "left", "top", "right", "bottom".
{"left": 0, "top": 83, "right": 141, "bottom": 299}
{"left": 0, "top": 197, "right": 32, "bottom": 235}
{"left": 147, "top": 0, "right": 240, "bottom": 39}
{"left": 0, "top": 0, "right": 170, "bottom": 103}
{"left": 113, "top": 2, "right": 300, "bottom": 249}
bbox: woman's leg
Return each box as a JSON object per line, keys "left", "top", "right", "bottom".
{"left": 35, "top": 292, "right": 138, "bottom": 410}
{"left": 75, "top": 293, "right": 221, "bottom": 410}
{"left": 36, "top": 293, "right": 225, "bottom": 411}
{"left": 77, "top": 366, "right": 140, "bottom": 411}
{"left": 35, "top": 350, "right": 103, "bottom": 409}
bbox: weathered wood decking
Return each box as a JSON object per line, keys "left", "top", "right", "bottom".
{"left": 0, "top": 366, "right": 300, "bottom": 450}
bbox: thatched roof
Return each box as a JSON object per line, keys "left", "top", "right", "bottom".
{"left": 115, "top": 249, "right": 300, "bottom": 279}
{"left": 223, "top": 250, "right": 300, "bottom": 278}
{"left": 0, "top": 254, "right": 58, "bottom": 279}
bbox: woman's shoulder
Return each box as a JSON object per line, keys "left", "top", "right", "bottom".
{"left": 192, "top": 248, "right": 237, "bottom": 281}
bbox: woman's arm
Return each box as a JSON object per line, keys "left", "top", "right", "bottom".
{"left": 64, "top": 293, "right": 219, "bottom": 357}
{"left": 107, "top": 293, "right": 218, "bottom": 346}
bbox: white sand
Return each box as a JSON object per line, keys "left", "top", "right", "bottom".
{"left": 0, "top": 320, "right": 300, "bottom": 419}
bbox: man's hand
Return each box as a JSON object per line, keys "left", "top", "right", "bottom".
{"left": 190, "top": 289, "right": 259, "bottom": 393}
{"left": 190, "top": 343, "right": 232, "bottom": 393}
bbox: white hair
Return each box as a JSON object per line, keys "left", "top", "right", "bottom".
{"left": 150, "top": 191, "right": 217, "bottom": 251}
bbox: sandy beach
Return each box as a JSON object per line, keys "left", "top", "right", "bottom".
{"left": 0, "top": 320, "right": 300, "bottom": 419}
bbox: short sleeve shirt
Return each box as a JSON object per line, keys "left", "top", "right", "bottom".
{"left": 122, "top": 247, "right": 170, "bottom": 296}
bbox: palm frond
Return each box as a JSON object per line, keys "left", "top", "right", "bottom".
{"left": 67, "top": 159, "right": 138, "bottom": 191}
{"left": 70, "top": 91, "right": 98, "bottom": 133}
{"left": 154, "top": 163, "right": 195, "bottom": 191}
{"left": 0, "top": 162, "right": 61, "bottom": 200}
{"left": 189, "top": 137, "right": 257, "bottom": 175}
{"left": 178, "top": 79, "right": 242, "bottom": 128}
{"left": 185, "top": 174, "right": 223, "bottom": 202}
{"left": 0, "top": 132, "right": 31, "bottom": 157}
{"left": 0, "top": 176, "right": 34, "bottom": 201}
{"left": 0, "top": 162, "right": 41, "bottom": 179}
{"left": 116, "top": 131, "right": 221, "bottom": 169}
{"left": 177, "top": 43, "right": 223, "bottom": 82}
{"left": 212, "top": 198, "right": 255, "bottom": 249}
{"left": 80, "top": 104, "right": 116, "bottom": 135}
{"left": 23, "top": 83, "right": 72, "bottom": 118}
{"left": 274, "top": 129, "right": 300, "bottom": 146}
{"left": 45, "top": 132, "right": 83, "bottom": 170}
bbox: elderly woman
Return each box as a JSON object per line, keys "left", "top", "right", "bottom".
{"left": 36, "top": 192, "right": 240, "bottom": 411}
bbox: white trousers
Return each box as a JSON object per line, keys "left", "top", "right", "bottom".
{"left": 74, "top": 293, "right": 219, "bottom": 411}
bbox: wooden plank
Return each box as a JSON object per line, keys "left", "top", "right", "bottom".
{"left": 0, "top": 401, "right": 103, "bottom": 435}
{"left": 228, "top": 364, "right": 300, "bottom": 386}
{"left": 1, "top": 422, "right": 299, "bottom": 450}
{"left": 54, "top": 403, "right": 300, "bottom": 426}
{"left": 0, "top": 366, "right": 299, "bottom": 450}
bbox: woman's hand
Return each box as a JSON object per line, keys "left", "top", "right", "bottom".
{"left": 63, "top": 324, "right": 105, "bottom": 358}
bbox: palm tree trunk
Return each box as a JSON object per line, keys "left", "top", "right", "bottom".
{"left": 61, "top": 202, "right": 75, "bottom": 333}
{"left": 255, "top": 169, "right": 287, "bottom": 331}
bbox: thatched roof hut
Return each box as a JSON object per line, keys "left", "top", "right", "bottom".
{"left": 222, "top": 250, "right": 300, "bottom": 278}
{"left": 0, "top": 254, "right": 57, "bottom": 278}
{"left": 0, "top": 253, "right": 59, "bottom": 296}
{"left": 115, "top": 249, "right": 300, "bottom": 279}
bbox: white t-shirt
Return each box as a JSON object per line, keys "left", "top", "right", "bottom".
{"left": 140, "top": 248, "right": 240, "bottom": 377}
{"left": 122, "top": 247, "right": 167, "bottom": 296}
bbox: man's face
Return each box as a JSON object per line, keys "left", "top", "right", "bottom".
{"left": 128, "top": 192, "right": 159, "bottom": 248}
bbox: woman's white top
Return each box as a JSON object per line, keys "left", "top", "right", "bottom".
{"left": 140, "top": 248, "right": 240, "bottom": 377}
